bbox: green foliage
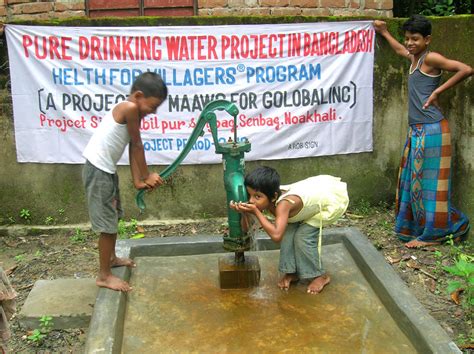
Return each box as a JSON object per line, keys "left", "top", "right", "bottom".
{"left": 376, "top": 219, "right": 392, "bottom": 231}
{"left": 19, "top": 208, "right": 31, "bottom": 221}
{"left": 445, "top": 234, "right": 471, "bottom": 261}
{"left": 14, "top": 254, "right": 25, "bottom": 262}
{"left": 420, "top": 0, "right": 455, "bottom": 16}
{"left": 27, "top": 315, "right": 54, "bottom": 345}
{"left": 456, "top": 333, "right": 474, "bottom": 347}
{"left": 454, "top": 0, "right": 473, "bottom": 13}
{"left": 200, "top": 212, "right": 213, "bottom": 219}
{"left": 350, "top": 199, "right": 372, "bottom": 216}
{"left": 56, "top": 208, "right": 69, "bottom": 223}
{"left": 70, "top": 228, "right": 87, "bottom": 244}
{"left": 39, "top": 315, "right": 53, "bottom": 329}
{"left": 443, "top": 256, "right": 474, "bottom": 308}
{"left": 44, "top": 216, "right": 54, "bottom": 225}
{"left": 118, "top": 218, "right": 140, "bottom": 239}
{"left": 393, "top": 0, "right": 471, "bottom": 17}
{"left": 27, "top": 329, "right": 46, "bottom": 344}
{"left": 432, "top": 250, "right": 444, "bottom": 273}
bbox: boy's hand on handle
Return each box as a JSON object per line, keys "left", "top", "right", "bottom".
{"left": 143, "top": 172, "right": 164, "bottom": 190}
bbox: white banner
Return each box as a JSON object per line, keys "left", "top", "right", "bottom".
{"left": 6, "top": 22, "right": 374, "bottom": 165}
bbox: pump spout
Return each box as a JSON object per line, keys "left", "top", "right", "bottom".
{"left": 235, "top": 251, "right": 245, "bottom": 264}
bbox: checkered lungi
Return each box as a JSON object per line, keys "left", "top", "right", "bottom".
{"left": 395, "top": 118, "right": 470, "bottom": 242}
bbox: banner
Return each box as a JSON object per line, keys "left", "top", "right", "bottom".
{"left": 6, "top": 22, "right": 374, "bottom": 165}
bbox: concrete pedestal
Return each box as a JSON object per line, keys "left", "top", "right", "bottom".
{"left": 218, "top": 254, "right": 260, "bottom": 289}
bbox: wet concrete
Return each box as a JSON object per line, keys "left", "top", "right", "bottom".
{"left": 85, "top": 228, "right": 461, "bottom": 354}
{"left": 122, "top": 246, "right": 416, "bottom": 353}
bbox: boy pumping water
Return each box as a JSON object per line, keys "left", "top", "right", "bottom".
{"left": 83, "top": 72, "right": 167, "bottom": 292}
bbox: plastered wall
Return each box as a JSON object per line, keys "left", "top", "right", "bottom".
{"left": 0, "top": 16, "right": 472, "bottom": 228}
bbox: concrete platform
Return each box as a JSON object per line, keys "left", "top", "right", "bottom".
{"left": 124, "top": 248, "right": 417, "bottom": 353}
{"left": 18, "top": 278, "right": 97, "bottom": 330}
{"left": 85, "top": 228, "right": 462, "bottom": 354}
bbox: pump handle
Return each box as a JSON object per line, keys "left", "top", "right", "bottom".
{"left": 136, "top": 100, "right": 239, "bottom": 212}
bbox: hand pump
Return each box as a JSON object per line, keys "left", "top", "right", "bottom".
{"left": 135, "top": 99, "right": 253, "bottom": 256}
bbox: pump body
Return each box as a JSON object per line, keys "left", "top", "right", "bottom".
{"left": 136, "top": 100, "right": 252, "bottom": 253}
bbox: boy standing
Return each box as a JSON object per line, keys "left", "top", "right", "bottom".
{"left": 83, "top": 72, "right": 166, "bottom": 291}
{"left": 230, "top": 166, "right": 349, "bottom": 294}
{"left": 374, "top": 16, "right": 472, "bottom": 248}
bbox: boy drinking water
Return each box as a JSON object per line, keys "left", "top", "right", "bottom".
{"left": 83, "top": 72, "right": 167, "bottom": 292}
{"left": 374, "top": 16, "right": 472, "bottom": 248}
{"left": 230, "top": 166, "right": 349, "bottom": 294}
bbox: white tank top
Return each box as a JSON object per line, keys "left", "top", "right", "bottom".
{"left": 83, "top": 104, "right": 130, "bottom": 174}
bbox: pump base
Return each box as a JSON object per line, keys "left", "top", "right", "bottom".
{"left": 218, "top": 254, "right": 261, "bottom": 289}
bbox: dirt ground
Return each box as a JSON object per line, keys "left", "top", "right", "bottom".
{"left": 0, "top": 204, "right": 472, "bottom": 353}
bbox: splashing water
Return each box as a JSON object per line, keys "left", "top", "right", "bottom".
{"left": 246, "top": 214, "right": 261, "bottom": 251}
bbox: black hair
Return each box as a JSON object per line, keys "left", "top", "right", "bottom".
{"left": 131, "top": 72, "right": 168, "bottom": 100}
{"left": 244, "top": 166, "right": 281, "bottom": 201}
{"left": 402, "top": 14, "right": 432, "bottom": 37}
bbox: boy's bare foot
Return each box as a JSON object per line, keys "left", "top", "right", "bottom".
{"left": 307, "top": 274, "right": 330, "bottom": 294}
{"left": 111, "top": 256, "right": 136, "bottom": 268}
{"left": 405, "top": 235, "right": 463, "bottom": 249}
{"left": 405, "top": 239, "right": 440, "bottom": 249}
{"left": 96, "top": 274, "right": 132, "bottom": 292}
{"left": 278, "top": 273, "right": 299, "bottom": 291}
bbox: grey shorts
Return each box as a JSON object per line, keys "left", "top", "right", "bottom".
{"left": 279, "top": 222, "right": 324, "bottom": 279}
{"left": 83, "top": 160, "right": 123, "bottom": 234}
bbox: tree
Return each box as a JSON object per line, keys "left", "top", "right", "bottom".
{"left": 393, "top": 0, "right": 472, "bottom": 17}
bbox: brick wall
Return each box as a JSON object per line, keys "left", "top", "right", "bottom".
{"left": 87, "top": 0, "right": 195, "bottom": 18}
{"left": 198, "top": 0, "right": 393, "bottom": 17}
{"left": 0, "top": 0, "right": 85, "bottom": 21}
{"left": 0, "top": 0, "right": 392, "bottom": 22}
